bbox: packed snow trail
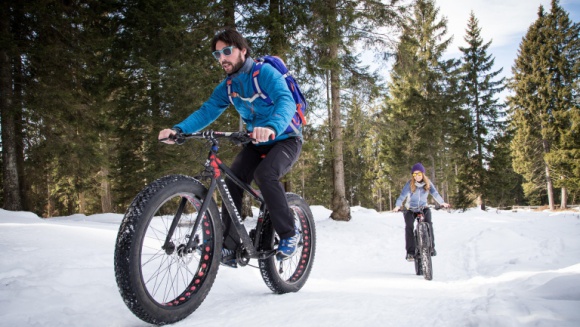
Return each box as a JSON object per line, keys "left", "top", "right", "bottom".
{"left": 1, "top": 207, "right": 579, "bottom": 326}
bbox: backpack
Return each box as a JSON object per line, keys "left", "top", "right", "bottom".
{"left": 226, "top": 56, "right": 307, "bottom": 135}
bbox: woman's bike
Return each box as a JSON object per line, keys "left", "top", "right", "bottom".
{"left": 114, "top": 131, "right": 316, "bottom": 325}
{"left": 409, "top": 208, "right": 433, "bottom": 281}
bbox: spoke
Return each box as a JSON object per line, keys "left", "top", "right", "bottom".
{"left": 148, "top": 254, "right": 172, "bottom": 299}
{"left": 163, "top": 256, "right": 176, "bottom": 302}
{"left": 141, "top": 249, "right": 166, "bottom": 267}
{"left": 143, "top": 244, "right": 203, "bottom": 303}
{"left": 177, "top": 263, "right": 189, "bottom": 297}
{"left": 148, "top": 224, "right": 167, "bottom": 243}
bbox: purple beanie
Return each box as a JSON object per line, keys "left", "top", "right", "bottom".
{"left": 411, "top": 162, "right": 425, "bottom": 174}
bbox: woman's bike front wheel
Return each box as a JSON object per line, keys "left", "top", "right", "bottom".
{"left": 258, "top": 193, "right": 316, "bottom": 293}
{"left": 114, "top": 175, "right": 222, "bottom": 325}
{"left": 417, "top": 223, "right": 433, "bottom": 281}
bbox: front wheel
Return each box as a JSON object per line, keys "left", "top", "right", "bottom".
{"left": 417, "top": 223, "right": 433, "bottom": 281}
{"left": 114, "top": 175, "right": 222, "bottom": 325}
{"left": 414, "top": 231, "right": 423, "bottom": 276}
{"left": 258, "top": 193, "right": 316, "bottom": 293}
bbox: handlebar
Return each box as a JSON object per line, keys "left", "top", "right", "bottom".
{"left": 160, "top": 130, "right": 255, "bottom": 145}
{"left": 393, "top": 204, "right": 451, "bottom": 213}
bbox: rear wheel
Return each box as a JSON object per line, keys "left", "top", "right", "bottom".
{"left": 114, "top": 175, "right": 222, "bottom": 325}
{"left": 258, "top": 193, "right": 316, "bottom": 293}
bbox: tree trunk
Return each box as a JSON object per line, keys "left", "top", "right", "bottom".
{"left": 239, "top": 100, "right": 253, "bottom": 218}
{"left": 542, "top": 139, "right": 554, "bottom": 210}
{"left": 377, "top": 187, "right": 382, "bottom": 212}
{"left": 544, "top": 162, "right": 555, "bottom": 210}
{"left": 100, "top": 167, "right": 112, "bottom": 213}
{"left": 79, "top": 192, "right": 86, "bottom": 214}
{"left": 12, "top": 0, "right": 26, "bottom": 211}
{"left": 1, "top": 3, "right": 23, "bottom": 211}
{"left": 328, "top": 29, "right": 350, "bottom": 221}
{"left": 477, "top": 195, "right": 486, "bottom": 210}
{"left": 301, "top": 160, "right": 305, "bottom": 198}
{"left": 561, "top": 184, "right": 567, "bottom": 209}
{"left": 429, "top": 154, "right": 436, "bottom": 184}
{"left": 389, "top": 185, "right": 392, "bottom": 211}
{"left": 46, "top": 174, "right": 53, "bottom": 218}
{"left": 268, "top": 0, "right": 288, "bottom": 58}
{"left": 223, "top": 0, "right": 235, "bottom": 28}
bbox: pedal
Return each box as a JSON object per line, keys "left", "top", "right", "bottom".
{"left": 257, "top": 249, "right": 277, "bottom": 259}
{"left": 236, "top": 249, "right": 250, "bottom": 267}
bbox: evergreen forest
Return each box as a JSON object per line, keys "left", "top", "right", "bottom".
{"left": 1, "top": 0, "right": 579, "bottom": 218}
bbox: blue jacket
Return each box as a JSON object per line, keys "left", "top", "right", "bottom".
{"left": 174, "top": 57, "right": 298, "bottom": 145}
{"left": 395, "top": 180, "right": 445, "bottom": 211}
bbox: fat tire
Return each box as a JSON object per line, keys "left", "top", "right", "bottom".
{"left": 414, "top": 231, "right": 423, "bottom": 276}
{"left": 258, "top": 193, "right": 316, "bottom": 293}
{"left": 418, "top": 223, "right": 433, "bottom": 281}
{"left": 114, "top": 175, "right": 222, "bottom": 325}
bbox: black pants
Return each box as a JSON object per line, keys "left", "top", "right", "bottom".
{"left": 403, "top": 208, "right": 435, "bottom": 254}
{"left": 221, "top": 137, "right": 302, "bottom": 250}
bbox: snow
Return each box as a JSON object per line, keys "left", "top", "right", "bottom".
{"left": 1, "top": 206, "right": 579, "bottom": 326}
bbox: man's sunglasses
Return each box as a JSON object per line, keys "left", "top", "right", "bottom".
{"left": 212, "top": 46, "right": 236, "bottom": 60}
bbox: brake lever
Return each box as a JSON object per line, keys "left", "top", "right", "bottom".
{"left": 231, "top": 132, "right": 255, "bottom": 145}
{"left": 159, "top": 132, "right": 185, "bottom": 145}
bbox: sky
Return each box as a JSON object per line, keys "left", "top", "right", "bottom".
{"left": 361, "top": 0, "right": 580, "bottom": 105}
{"left": 438, "top": 0, "right": 580, "bottom": 94}
{"left": 1, "top": 206, "right": 579, "bottom": 326}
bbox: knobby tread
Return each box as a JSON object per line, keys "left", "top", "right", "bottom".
{"left": 258, "top": 193, "right": 316, "bottom": 294}
{"left": 418, "top": 223, "right": 433, "bottom": 281}
{"left": 114, "top": 175, "right": 221, "bottom": 325}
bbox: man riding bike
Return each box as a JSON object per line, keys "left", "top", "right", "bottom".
{"left": 158, "top": 28, "right": 302, "bottom": 267}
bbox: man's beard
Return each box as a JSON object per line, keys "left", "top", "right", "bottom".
{"left": 224, "top": 53, "right": 245, "bottom": 75}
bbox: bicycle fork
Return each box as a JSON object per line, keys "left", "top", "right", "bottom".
{"left": 161, "top": 179, "right": 218, "bottom": 256}
{"left": 416, "top": 214, "right": 434, "bottom": 251}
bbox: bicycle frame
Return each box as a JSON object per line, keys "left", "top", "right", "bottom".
{"left": 162, "top": 131, "right": 273, "bottom": 260}
{"left": 412, "top": 209, "right": 430, "bottom": 236}
{"left": 415, "top": 212, "right": 426, "bottom": 224}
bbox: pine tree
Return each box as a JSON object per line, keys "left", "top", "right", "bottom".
{"left": 541, "top": 0, "right": 580, "bottom": 208}
{"left": 458, "top": 12, "right": 506, "bottom": 210}
{"left": 509, "top": 1, "right": 579, "bottom": 208}
{"left": 509, "top": 7, "right": 553, "bottom": 207}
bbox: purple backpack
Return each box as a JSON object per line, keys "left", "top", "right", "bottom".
{"left": 226, "top": 56, "right": 307, "bottom": 134}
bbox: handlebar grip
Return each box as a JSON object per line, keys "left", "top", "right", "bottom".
{"left": 159, "top": 132, "right": 185, "bottom": 145}
{"left": 248, "top": 132, "right": 276, "bottom": 142}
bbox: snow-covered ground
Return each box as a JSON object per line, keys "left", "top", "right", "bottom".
{"left": 1, "top": 206, "right": 579, "bottom": 326}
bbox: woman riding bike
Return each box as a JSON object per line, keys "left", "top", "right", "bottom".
{"left": 393, "top": 162, "right": 450, "bottom": 261}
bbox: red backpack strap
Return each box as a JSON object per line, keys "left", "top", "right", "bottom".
{"left": 226, "top": 77, "right": 235, "bottom": 105}
{"left": 296, "top": 103, "right": 307, "bottom": 125}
